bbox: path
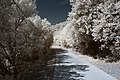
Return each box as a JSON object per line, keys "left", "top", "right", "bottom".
{"left": 52, "top": 47, "right": 118, "bottom": 80}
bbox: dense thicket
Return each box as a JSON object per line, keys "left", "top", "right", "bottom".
{"left": 69, "top": 0, "right": 120, "bottom": 61}
{"left": 0, "top": 0, "right": 53, "bottom": 79}
{"left": 54, "top": 0, "right": 120, "bottom": 61}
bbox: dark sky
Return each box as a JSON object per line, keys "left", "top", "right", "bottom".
{"left": 36, "top": 0, "right": 71, "bottom": 24}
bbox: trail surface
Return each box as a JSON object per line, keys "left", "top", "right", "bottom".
{"left": 52, "top": 47, "right": 118, "bottom": 80}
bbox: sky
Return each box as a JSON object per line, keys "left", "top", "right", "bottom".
{"left": 36, "top": 0, "right": 71, "bottom": 24}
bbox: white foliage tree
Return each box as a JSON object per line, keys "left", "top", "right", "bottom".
{"left": 63, "top": 0, "right": 95, "bottom": 51}
{"left": 55, "top": 0, "right": 120, "bottom": 60}
{"left": 0, "top": 0, "right": 53, "bottom": 79}
{"left": 91, "top": 1, "right": 120, "bottom": 58}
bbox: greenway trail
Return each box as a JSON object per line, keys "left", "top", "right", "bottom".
{"left": 52, "top": 47, "right": 118, "bottom": 80}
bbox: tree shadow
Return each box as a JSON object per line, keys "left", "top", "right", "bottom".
{"left": 52, "top": 48, "right": 90, "bottom": 80}
{"left": 51, "top": 48, "right": 68, "bottom": 54}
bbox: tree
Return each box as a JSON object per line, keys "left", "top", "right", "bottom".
{"left": 65, "top": 0, "right": 98, "bottom": 54}
{"left": 0, "top": 0, "right": 53, "bottom": 79}
{"left": 57, "top": 0, "right": 120, "bottom": 61}
{"left": 91, "top": 1, "right": 120, "bottom": 60}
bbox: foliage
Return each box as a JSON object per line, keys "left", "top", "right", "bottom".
{"left": 0, "top": 0, "right": 53, "bottom": 79}
{"left": 53, "top": 0, "right": 120, "bottom": 61}
{"left": 91, "top": 1, "right": 120, "bottom": 60}
{"left": 68, "top": 0, "right": 120, "bottom": 61}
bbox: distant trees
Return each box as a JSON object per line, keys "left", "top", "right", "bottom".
{"left": 0, "top": 0, "right": 53, "bottom": 79}
{"left": 51, "top": 22, "right": 67, "bottom": 46}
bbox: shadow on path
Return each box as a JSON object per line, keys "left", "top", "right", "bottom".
{"left": 19, "top": 48, "right": 89, "bottom": 80}
{"left": 19, "top": 48, "right": 68, "bottom": 80}
{"left": 52, "top": 48, "right": 89, "bottom": 80}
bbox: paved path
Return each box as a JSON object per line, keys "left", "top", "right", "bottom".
{"left": 52, "top": 47, "right": 118, "bottom": 80}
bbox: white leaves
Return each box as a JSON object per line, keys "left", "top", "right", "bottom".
{"left": 78, "top": 28, "right": 85, "bottom": 33}
{"left": 91, "top": 1, "right": 120, "bottom": 55}
{"left": 92, "top": 26, "right": 102, "bottom": 33}
{"left": 103, "top": 28, "right": 111, "bottom": 33}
